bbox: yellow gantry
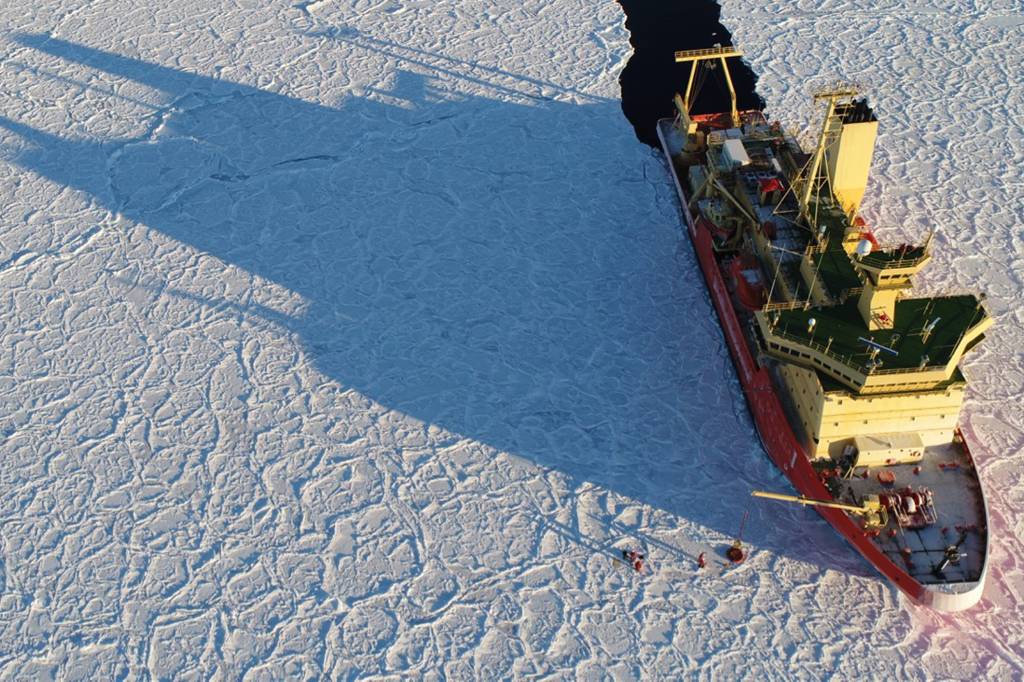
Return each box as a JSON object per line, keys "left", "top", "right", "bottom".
{"left": 674, "top": 45, "right": 743, "bottom": 128}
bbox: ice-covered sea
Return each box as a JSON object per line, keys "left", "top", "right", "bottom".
{"left": 0, "top": 0, "right": 1021, "bottom": 678}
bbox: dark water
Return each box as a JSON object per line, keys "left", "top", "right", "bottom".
{"left": 617, "top": 0, "right": 765, "bottom": 146}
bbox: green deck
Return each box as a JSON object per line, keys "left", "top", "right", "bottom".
{"left": 774, "top": 295, "right": 985, "bottom": 372}
{"left": 741, "top": 125, "right": 988, "bottom": 387}
{"left": 807, "top": 200, "right": 861, "bottom": 298}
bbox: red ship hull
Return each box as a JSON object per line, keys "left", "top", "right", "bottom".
{"left": 655, "top": 122, "right": 933, "bottom": 604}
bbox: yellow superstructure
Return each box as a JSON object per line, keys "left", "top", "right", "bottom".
{"left": 747, "top": 89, "right": 990, "bottom": 463}
{"left": 852, "top": 241, "right": 933, "bottom": 329}
{"left": 776, "top": 361, "right": 967, "bottom": 459}
{"left": 825, "top": 100, "right": 879, "bottom": 218}
{"left": 758, "top": 286, "right": 990, "bottom": 459}
{"left": 670, "top": 72, "right": 992, "bottom": 469}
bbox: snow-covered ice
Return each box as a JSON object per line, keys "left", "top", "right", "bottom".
{"left": 0, "top": 0, "right": 1021, "bottom": 678}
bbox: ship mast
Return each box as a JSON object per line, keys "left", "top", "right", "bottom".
{"left": 799, "top": 85, "right": 860, "bottom": 223}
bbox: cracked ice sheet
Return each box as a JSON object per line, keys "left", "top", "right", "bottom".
{"left": 0, "top": 1, "right": 1020, "bottom": 681}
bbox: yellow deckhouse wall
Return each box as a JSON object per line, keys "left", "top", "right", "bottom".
{"left": 778, "top": 363, "right": 966, "bottom": 459}
{"left": 826, "top": 118, "right": 879, "bottom": 218}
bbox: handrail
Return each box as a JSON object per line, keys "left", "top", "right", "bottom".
{"left": 767, "top": 327, "right": 961, "bottom": 377}
{"left": 769, "top": 328, "right": 861, "bottom": 369}
{"left": 674, "top": 46, "right": 742, "bottom": 61}
{"left": 870, "top": 364, "right": 948, "bottom": 376}
{"left": 856, "top": 253, "right": 929, "bottom": 270}
{"left": 913, "top": 288, "right": 987, "bottom": 302}
{"left": 762, "top": 301, "right": 806, "bottom": 312}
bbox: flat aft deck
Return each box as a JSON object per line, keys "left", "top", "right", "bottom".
{"left": 839, "top": 439, "right": 986, "bottom": 585}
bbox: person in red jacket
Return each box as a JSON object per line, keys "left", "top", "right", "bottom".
{"left": 622, "top": 549, "right": 645, "bottom": 572}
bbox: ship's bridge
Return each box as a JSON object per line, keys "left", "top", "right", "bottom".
{"left": 755, "top": 295, "right": 991, "bottom": 394}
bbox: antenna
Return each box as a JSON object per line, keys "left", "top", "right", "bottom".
{"left": 859, "top": 336, "right": 899, "bottom": 363}
{"left": 924, "top": 229, "right": 936, "bottom": 253}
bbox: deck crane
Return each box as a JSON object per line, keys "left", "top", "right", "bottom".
{"left": 751, "top": 490, "right": 889, "bottom": 531}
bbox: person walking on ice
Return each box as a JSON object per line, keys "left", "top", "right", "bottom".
{"left": 622, "top": 549, "right": 645, "bottom": 573}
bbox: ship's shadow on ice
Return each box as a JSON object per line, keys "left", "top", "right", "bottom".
{"left": 1, "top": 32, "right": 863, "bottom": 573}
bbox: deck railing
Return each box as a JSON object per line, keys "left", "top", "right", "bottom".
{"left": 869, "top": 364, "right": 948, "bottom": 376}
{"left": 856, "top": 252, "right": 929, "bottom": 270}
{"left": 762, "top": 300, "right": 806, "bottom": 312}
{"left": 768, "top": 327, "right": 959, "bottom": 378}
{"left": 769, "top": 327, "right": 863, "bottom": 371}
